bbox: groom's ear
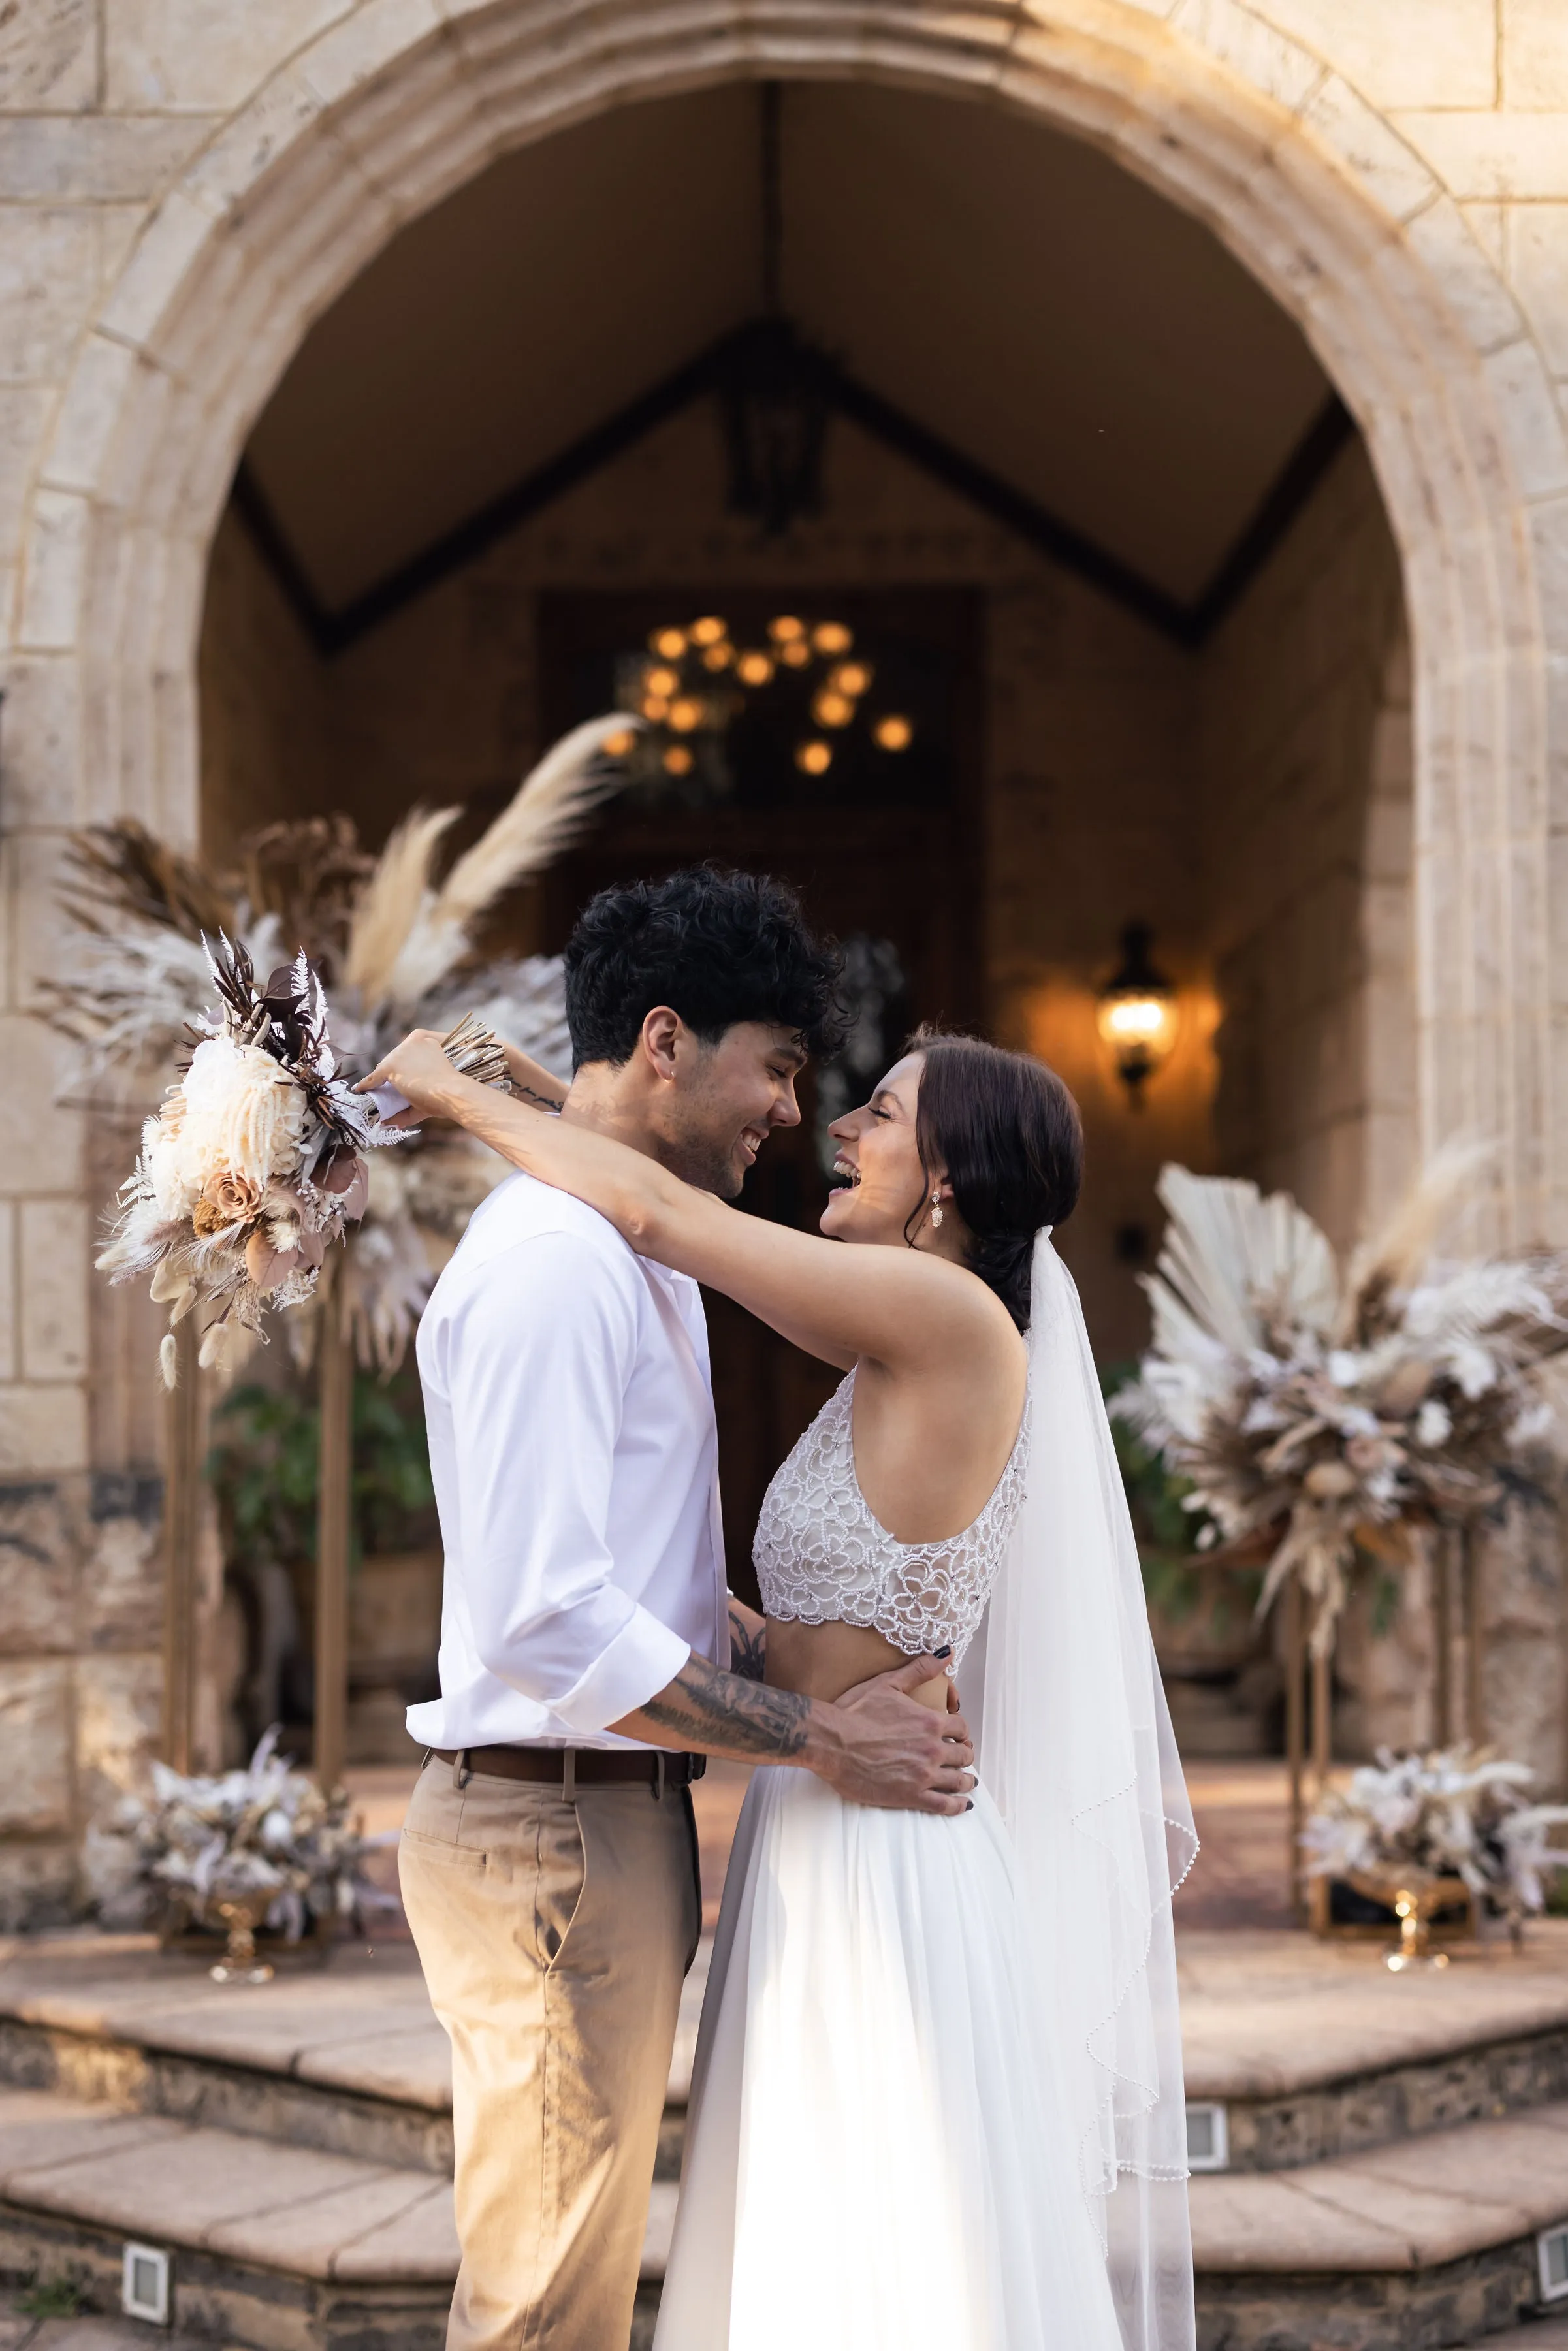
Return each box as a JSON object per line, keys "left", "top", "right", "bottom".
{"left": 639, "top": 1005, "right": 685, "bottom": 1085}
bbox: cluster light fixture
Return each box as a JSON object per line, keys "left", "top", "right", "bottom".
{"left": 620, "top": 613, "right": 915, "bottom": 782}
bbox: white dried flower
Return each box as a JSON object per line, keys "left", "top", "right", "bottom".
{"left": 1414, "top": 1398, "right": 1452, "bottom": 1448}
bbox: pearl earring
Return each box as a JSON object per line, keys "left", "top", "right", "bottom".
{"left": 929, "top": 1191, "right": 944, "bottom": 1228}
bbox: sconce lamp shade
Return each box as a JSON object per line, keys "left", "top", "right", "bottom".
{"left": 1096, "top": 923, "right": 1179, "bottom": 1102}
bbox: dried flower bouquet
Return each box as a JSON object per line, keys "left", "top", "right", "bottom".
{"left": 97, "top": 934, "right": 408, "bottom": 1384}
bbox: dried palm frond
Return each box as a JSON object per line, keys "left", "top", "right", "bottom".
{"left": 382, "top": 715, "right": 634, "bottom": 1008}
{"left": 342, "top": 805, "right": 460, "bottom": 1007}
{"left": 1342, "top": 1140, "right": 1492, "bottom": 1344}
{"left": 236, "top": 816, "right": 375, "bottom": 976}
{"left": 38, "top": 925, "right": 216, "bottom": 1091}
{"left": 1154, "top": 1165, "right": 1339, "bottom": 1356}
{"left": 60, "top": 820, "right": 233, "bottom": 942}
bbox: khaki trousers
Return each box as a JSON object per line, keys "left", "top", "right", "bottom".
{"left": 399, "top": 1758, "right": 701, "bottom": 2351}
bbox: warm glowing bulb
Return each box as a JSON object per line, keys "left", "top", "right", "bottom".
{"left": 831, "top": 662, "right": 872, "bottom": 697}
{"left": 650, "top": 628, "right": 687, "bottom": 659}
{"left": 690, "top": 615, "right": 727, "bottom": 646}
{"left": 601, "top": 728, "right": 636, "bottom": 758}
{"left": 813, "top": 689, "right": 854, "bottom": 729}
{"left": 812, "top": 621, "right": 852, "bottom": 656}
{"left": 796, "top": 739, "right": 833, "bottom": 775}
{"left": 662, "top": 744, "right": 694, "bottom": 776}
{"left": 641, "top": 695, "right": 670, "bottom": 722}
{"left": 736, "top": 650, "right": 775, "bottom": 686}
{"left": 701, "top": 641, "right": 734, "bottom": 671}
{"left": 780, "top": 639, "right": 811, "bottom": 669}
{"left": 645, "top": 665, "right": 679, "bottom": 696}
{"left": 668, "top": 696, "right": 703, "bottom": 733}
{"left": 873, "top": 714, "right": 913, "bottom": 751}
{"left": 1098, "top": 996, "right": 1176, "bottom": 1048}
{"left": 768, "top": 614, "right": 805, "bottom": 643}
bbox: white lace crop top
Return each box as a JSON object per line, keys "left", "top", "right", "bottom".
{"left": 752, "top": 1367, "right": 1031, "bottom": 1668}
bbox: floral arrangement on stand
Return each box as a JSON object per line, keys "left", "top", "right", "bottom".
{"left": 1113, "top": 1157, "right": 1568, "bottom": 1920}
{"left": 1304, "top": 1746, "right": 1568, "bottom": 1955}
{"left": 86, "top": 1729, "right": 394, "bottom": 1983}
{"left": 1113, "top": 1159, "right": 1568, "bottom": 1655}
{"left": 48, "top": 713, "right": 632, "bottom": 1371}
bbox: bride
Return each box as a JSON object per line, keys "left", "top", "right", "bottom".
{"left": 364, "top": 1021, "right": 1196, "bottom": 2351}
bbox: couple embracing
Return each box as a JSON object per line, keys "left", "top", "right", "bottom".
{"left": 374, "top": 867, "right": 1196, "bottom": 2351}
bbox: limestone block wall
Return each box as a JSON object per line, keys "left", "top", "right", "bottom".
{"left": 1201, "top": 439, "right": 1413, "bottom": 1251}
{"left": 0, "top": 0, "right": 1567, "bottom": 1908}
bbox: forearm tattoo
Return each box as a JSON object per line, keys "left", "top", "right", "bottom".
{"left": 641, "top": 1653, "right": 810, "bottom": 1759}
{"left": 727, "top": 1603, "right": 767, "bottom": 1682}
{"left": 518, "top": 1083, "right": 566, "bottom": 1112}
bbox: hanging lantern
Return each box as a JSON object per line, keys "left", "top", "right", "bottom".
{"left": 1096, "top": 924, "right": 1179, "bottom": 1104}
{"left": 718, "top": 319, "right": 831, "bottom": 538}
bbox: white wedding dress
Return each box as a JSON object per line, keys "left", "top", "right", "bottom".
{"left": 654, "top": 1237, "right": 1198, "bottom": 2351}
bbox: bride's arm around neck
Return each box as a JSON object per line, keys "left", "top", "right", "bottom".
{"left": 359, "top": 1032, "right": 1018, "bottom": 1387}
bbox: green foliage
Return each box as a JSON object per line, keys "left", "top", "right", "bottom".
{"left": 17, "top": 2276, "right": 84, "bottom": 2319}
{"left": 1100, "top": 1360, "right": 1210, "bottom": 1618}
{"left": 207, "top": 1369, "right": 435, "bottom": 1568}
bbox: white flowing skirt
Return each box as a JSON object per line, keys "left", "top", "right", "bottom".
{"left": 654, "top": 1765, "right": 1125, "bottom": 2350}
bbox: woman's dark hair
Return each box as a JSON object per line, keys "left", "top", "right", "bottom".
{"left": 905, "top": 1027, "right": 1083, "bottom": 1330}
{"left": 564, "top": 866, "right": 847, "bottom": 1070}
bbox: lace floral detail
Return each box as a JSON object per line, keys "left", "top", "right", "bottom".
{"left": 753, "top": 1367, "right": 1031, "bottom": 1667}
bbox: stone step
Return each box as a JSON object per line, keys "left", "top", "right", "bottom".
{"left": 1181, "top": 1923, "right": 1568, "bottom": 2171}
{"left": 5, "top": 2080, "right": 1567, "bottom": 2351}
{"left": 0, "top": 1938, "right": 707, "bottom": 2183}
{"left": 0, "top": 2087, "right": 675, "bottom": 2351}
{"left": 1189, "top": 2098, "right": 1568, "bottom": 2348}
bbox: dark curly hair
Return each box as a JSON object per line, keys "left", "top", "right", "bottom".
{"left": 564, "top": 866, "right": 848, "bottom": 1071}
{"left": 904, "top": 1027, "right": 1083, "bottom": 1331}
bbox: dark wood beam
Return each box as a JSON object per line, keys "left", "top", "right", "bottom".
{"left": 1186, "top": 393, "right": 1356, "bottom": 641}
{"left": 231, "top": 325, "right": 1357, "bottom": 658}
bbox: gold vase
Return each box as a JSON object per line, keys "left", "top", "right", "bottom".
{"left": 1347, "top": 1868, "right": 1471, "bottom": 1971}
{"left": 208, "top": 1896, "right": 275, "bottom": 1985}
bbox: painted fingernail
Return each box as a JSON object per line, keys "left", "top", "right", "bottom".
{"left": 934, "top": 1645, "right": 952, "bottom": 1659}
{"left": 965, "top": 1799, "right": 974, "bottom": 1812}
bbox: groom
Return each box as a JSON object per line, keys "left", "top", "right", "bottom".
{"left": 398, "top": 867, "right": 971, "bottom": 2351}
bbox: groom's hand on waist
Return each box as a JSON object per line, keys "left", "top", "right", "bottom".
{"left": 823, "top": 1654, "right": 976, "bottom": 1815}
{"left": 609, "top": 1652, "right": 976, "bottom": 1816}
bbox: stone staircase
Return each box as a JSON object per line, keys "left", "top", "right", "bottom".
{"left": 0, "top": 1925, "right": 1566, "bottom": 2350}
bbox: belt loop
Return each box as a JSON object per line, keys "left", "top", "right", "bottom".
{"left": 654, "top": 1751, "right": 665, "bottom": 1804}
{"left": 562, "top": 1749, "right": 577, "bottom": 1804}
{"left": 453, "top": 1747, "right": 472, "bottom": 1791}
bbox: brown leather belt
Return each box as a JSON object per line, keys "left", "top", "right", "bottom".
{"left": 430, "top": 1744, "right": 706, "bottom": 1791}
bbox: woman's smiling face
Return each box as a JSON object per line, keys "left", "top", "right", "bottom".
{"left": 820, "top": 1051, "right": 933, "bottom": 1247}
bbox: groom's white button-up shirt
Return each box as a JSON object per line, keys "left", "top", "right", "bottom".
{"left": 406, "top": 1170, "right": 728, "bottom": 1750}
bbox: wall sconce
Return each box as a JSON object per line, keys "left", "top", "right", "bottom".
{"left": 1096, "top": 923, "right": 1179, "bottom": 1104}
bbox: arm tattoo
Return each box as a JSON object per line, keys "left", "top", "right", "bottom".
{"left": 641, "top": 1654, "right": 810, "bottom": 1760}
{"left": 727, "top": 1603, "right": 767, "bottom": 1683}
{"left": 518, "top": 1083, "right": 566, "bottom": 1112}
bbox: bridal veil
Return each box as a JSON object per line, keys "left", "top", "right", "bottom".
{"left": 974, "top": 1230, "right": 1198, "bottom": 2351}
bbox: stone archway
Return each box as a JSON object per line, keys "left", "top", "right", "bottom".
{"left": 21, "top": 3, "right": 1561, "bottom": 1260}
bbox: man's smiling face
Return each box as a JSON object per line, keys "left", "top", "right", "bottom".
{"left": 658, "top": 1019, "right": 807, "bottom": 1198}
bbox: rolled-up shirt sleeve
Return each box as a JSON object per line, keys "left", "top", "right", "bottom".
{"left": 438, "top": 1231, "right": 691, "bottom": 1732}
